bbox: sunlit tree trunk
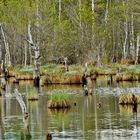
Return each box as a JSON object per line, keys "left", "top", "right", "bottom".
{"left": 24, "top": 43, "right": 27, "bottom": 66}
{"left": 130, "top": 13, "right": 135, "bottom": 60}
{"left": 92, "top": 0, "right": 94, "bottom": 13}
{"left": 59, "top": 0, "right": 61, "bottom": 23}
{"left": 123, "top": 2, "right": 128, "bottom": 59}
{"left": 27, "top": 21, "right": 40, "bottom": 87}
{"left": 90, "top": 0, "right": 95, "bottom": 61}
{"left": 0, "top": 24, "right": 11, "bottom": 67}
{"left": 105, "top": 0, "right": 109, "bottom": 24}
{"left": 79, "top": 0, "right": 82, "bottom": 28}
{"left": 135, "top": 35, "right": 140, "bottom": 64}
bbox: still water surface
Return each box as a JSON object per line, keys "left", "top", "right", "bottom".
{"left": 1, "top": 78, "right": 140, "bottom": 140}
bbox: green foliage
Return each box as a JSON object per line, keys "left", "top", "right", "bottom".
{"left": 20, "top": 66, "right": 34, "bottom": 73}
{"left": 1, "top": 0, "right": 140, "bottom": 65}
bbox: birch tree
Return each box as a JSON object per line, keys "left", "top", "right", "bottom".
{"left": 135, "top": 35, "right": 140, "bottom": 64}
{"left": 26, "top": 21, "right": 40, "bottom": 86}
{"left": 0, "top": 24, "right": 11, "bottom": 67}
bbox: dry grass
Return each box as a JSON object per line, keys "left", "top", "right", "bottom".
{"left": 47, "top": 90, "right": 71, "bottom": 109}
{"left": 119, "top": 93, "right": 140, "bottom": 104}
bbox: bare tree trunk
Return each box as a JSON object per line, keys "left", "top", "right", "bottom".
{"left": 90, "top": 0, "right": 95, "bottom": 61}
{"left": 64, "top": 57, "right": 68, "bottom": 72}
{"left": 105, "top": 0, "right": 109, "bottom": 24}
{"left": 123, "top": 2, "right": 128, "bottom": 59}
{"left": 0, "top": 24, "right": 11, "bottom": 67}
{"left": 0, "top": 61, "right": 6, "bottom": 90}
{"left": 123, "top": 17, "right": 128, "bottom": 59}
{"left": 135, "top": 35, "right": 140, "bottom": 64}
{"left": 92, "top": 0, "right": 94, "bottom": 13}
{"left": 130, "top": 13, "right": 135, "bottom": 60}
{"left": 24, "top": 43, "right": 27, "bottom": 66}
{"left": 0, "top": 45, "right": 2, "bottom": 64}
{"left": 14, "top": 89, "right": 30, "bottom": 137}
{"left": 59, "top": 0, "right": 61, "bottom": 23}
{"left": 78, "top": 0, "right": 82, "bottom": 28}
{"left": 27, "top": 21, "right": 40, "bottom": 87}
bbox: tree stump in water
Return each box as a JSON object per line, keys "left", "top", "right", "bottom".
{"left": 82, "top": 74, "right": 87, "bottom": 86}
{"left": 46, "top": 133, "right": 52, "bottom": 140}
{"left": 34, "top": 76, "right": 40, "bottom": 87}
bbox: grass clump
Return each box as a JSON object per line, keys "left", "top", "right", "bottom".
{"left": 119, "top": 93, "right": 140, "bottom": 105}
{"left": 48, "top": 89, "right": 71, "bottom": 109}
{"left": 20, "top": 66, "right": 34, "bottom": 74}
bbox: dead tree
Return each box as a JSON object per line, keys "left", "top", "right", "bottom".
{"left": 14, "top": 89, "right": 30, "bottom": 136}
{"left": 0, "top": 24, "right": 11, "bottom": 67}
{"left": 26, "top": 22, "right": 40, "bottom": 87}
{"left": 0, "top": 60, "right": 6, "bottom": 90}
{"left": 63, "top": 57, "right": 68, "bottom": 72}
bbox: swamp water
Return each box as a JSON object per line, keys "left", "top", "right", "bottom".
{"left": 1, "top": 77, "right": 140, "bottom": 140}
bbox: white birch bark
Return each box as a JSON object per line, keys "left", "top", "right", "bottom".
{"left": 0, "top": 24, "right": 11, "bottom": 67}
{"left": 130, "top": 13, "right": 135, "bottom": 60}
{"left": 24, "top": 43, "right": 27, "bottom": 66}
{"left": 78, "top": 0, "right": 82, "bottom": 28}
{"left": 64, "top": 57, "right": 68, "bottom": 72}
{"left": 123, "top": 1, "right": 128, "bottom": 59}
{"left": 135, "top": 35, "right": 140, "bottom": 64}
{"left": 123, "top": 16, "right": 128, "bottom": 59}
{"left": 105, "top": 0, "right": 109, "bottom": 24}
{"left": 27, "top": 21, "right": 40, "bottom": 79}
{"left": 91, "top": 0, "right": 95, "bottom": 60}
{"left": 92, "top": 0, "right": 95, "bottom": 14}
{"left": 59, "top": 0, "right": 61, "bottom": 23}
{"left": 0, "top": 45, "right": 2, "bottom": 62}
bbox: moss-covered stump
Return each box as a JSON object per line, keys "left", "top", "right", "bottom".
{"left": 119, "top": 93, "right": 140, "bottom": 105}
{"left": 48, "top": 99, "right": 70, "bottom": 109}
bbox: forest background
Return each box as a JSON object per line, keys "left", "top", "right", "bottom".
{"left": 0, "top": 0, "right": 140, "bottom": 67}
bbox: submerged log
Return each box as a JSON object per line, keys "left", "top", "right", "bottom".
{"left": 82, "top": 74, "right": 87, "bottom": 86}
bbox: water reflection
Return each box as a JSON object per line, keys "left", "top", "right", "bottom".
{"left": 0, "top": 80, "right": 140, "bottom": 139}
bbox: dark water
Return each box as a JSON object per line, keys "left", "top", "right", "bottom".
{"left": 1, "top": 77, "right": 140, "bottom": 140}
